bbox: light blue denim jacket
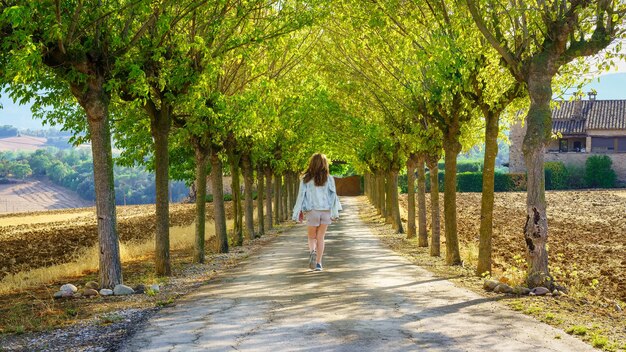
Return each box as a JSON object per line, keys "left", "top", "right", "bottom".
{"left": 292, "top": 176, "right": 342, "bottom": 220}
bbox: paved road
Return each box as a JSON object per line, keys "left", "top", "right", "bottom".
{"left": 122, "top": 197, "right": 593, "bottom": 352}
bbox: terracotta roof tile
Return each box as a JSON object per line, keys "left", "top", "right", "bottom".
{"left": 551, "top": 100, "right": 626, "bottom": 133}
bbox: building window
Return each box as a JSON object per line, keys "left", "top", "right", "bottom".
{"left": 592, "top": 137, "right": 615, "bottom": 152}
{"left": 559, "top": 139, "right": 568, "bottom": 152}
{"left": 573, "top": 141, "right": 582, "bottom": 152}
{"left": 618, "top": 138, "right": 626, "bottom": 152}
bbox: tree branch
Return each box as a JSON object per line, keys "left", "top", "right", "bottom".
{"left": 466, "top": 0, "right": 523, "bottom": 81}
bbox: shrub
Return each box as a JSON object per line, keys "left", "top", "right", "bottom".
{"left": 565, "top": 164, "right": 586, "bottom": 189}
{"left": 544, "top": 161, "right": 569, "bottom": 190}
{"left": 585, "top": 155, "right": 616, "bottom": 188}
{"left": 398, "top": 173, "right": 409, "bottom": 194}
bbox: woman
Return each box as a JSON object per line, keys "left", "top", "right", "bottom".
{"left": 292, "top": 153, "right": 342, "bottom": 271}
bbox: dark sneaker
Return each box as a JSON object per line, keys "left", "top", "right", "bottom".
{"left": 309, "top": 251, "right": 316, "bottom": 270}
{"left": 315, "top": 263, "right": 323, "bottom": 271}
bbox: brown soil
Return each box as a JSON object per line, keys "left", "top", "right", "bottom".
{"left": 399, "top": 190, "right": 626, "bottom": 303}
{"left": 388, "top": 191, "right": 626, "bottom": 350}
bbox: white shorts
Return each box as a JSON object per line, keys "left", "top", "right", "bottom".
{"left": 306, "top": 210, "right": 331, "bottom": 227}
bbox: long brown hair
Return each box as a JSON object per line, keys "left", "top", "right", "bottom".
{"left": 303, "top": 153, "right": 329, "bottom": 186}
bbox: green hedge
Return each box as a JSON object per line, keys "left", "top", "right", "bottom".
{"left": 403, "top": 156, "right": 618, "bottom": 193}
{"left": 565, "top": 164, "right": 586, "bottom": 189}
{"left": 456, "top": 172, "right": 483, "bottom": 192}
{"left": 455, "top": 172, "right": 526, "bottom": 192}
{"left": 437, "top": 160, "right": 482, "bottom": 173}
{"left": 425, "top": 171, "right": 524, "bottom": 192}
{"left": 545, "top": 161, "right": 569, "bottom": 190}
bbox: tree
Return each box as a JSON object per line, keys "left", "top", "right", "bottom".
{"left": 2, "top": 0, "right": 160, "bottom": 288}
{"left": 9, "top": 161, "right": 31, "bottom": 179}
{"left": 467, "top": 0, "right": 626, "bottom": 288}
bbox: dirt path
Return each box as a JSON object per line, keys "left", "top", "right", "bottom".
{"left": 122, "top": 197, "right": 593, "bottom": 352}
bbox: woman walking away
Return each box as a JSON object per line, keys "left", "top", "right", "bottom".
{"left": 293, "top": 153, "right": 342, "bottom": 271}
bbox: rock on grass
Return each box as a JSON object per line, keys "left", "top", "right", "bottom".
{"left": 113, "top": 284, "right": 135, "bottom": 296}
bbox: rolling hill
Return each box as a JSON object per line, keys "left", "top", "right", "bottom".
{"left": 0, "top": 136, "right": 47, "bottom": 152}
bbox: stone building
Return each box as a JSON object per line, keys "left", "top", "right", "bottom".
{"left": 509, "top": 94, "right": 626, "bottom": 181}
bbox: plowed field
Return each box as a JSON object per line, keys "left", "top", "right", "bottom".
{"left": 400, "top": 190, "right": 626, "bottom": 303}
{"left": 0, "top": 179, "right": 93, "bottom": 214}
{"left": 0, "top": 203, "right": 234, "bottom": 279}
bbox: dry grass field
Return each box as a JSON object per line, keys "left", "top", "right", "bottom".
{"left": 0, "top": 179, "right": 93, "bottom": 214}
{"left": 0, "top": 203, "right": 234, "bottom": 282}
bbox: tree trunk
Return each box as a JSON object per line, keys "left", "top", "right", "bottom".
{"left": 193, "top": 144, "right": 208, "bottom": 263}
{"left": 78, "top": 88, "right": 122, "bottom": 288}
{"left": 150, "top": 110, "right": 171, "bottom": 276}
{"left": 229, "top": 155, "right": 243, "bottom": 246}
{"left": 265, "top": 168, "right": 273, "bottom": 230}
{"left": 477, "top": 111, "right": 499, "bottom": 276}
{"left": 210, "top": 150, "right": 228, "bottom": 253}
{"left": 256, "top": 166, "right": 265, "bottom": 237}
{"left": 371, "top": 173, "right": 378, "bottom": 208}
{"left": 282, "top": 175, "right": 289, "bottom": 221}
{"left": 364, "top": 173, "right": 370, "bottom": 201}
{"left": 289, "top": 172, "right": 300, "bottom": 210}
{"left": 416, "top": 154, "right": 428, "bottom": 247}
{"left": 426, "top": 157, "right": 441, "bottom": 257}
{"left": 388, "top": 170, "right": 404, "bottom": 233}
{"left": 523, "top": 72, "right": 554, "bottom": 288}
{"left": 385, "top": 172, "right": 393, "bottom": 225}
{"left": 406, "top": 159, "right": 416, "bottom": 239}
{"left": 443, "top": 140, "right": 462, "bottom": 265}
{"left": 241, "top": 154, "right": 255, "bottom": 241}
{"left": 273, "top": 173, "right": 281, "bottom": 224}
{"left": 378, "top": 172, "right": 386, "bottom": 217}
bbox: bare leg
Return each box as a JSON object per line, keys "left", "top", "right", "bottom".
{"left": 307, "top": 226, "right": 317, "bottom": 252}
{"left": 315, "top": 224, "right": 329, "bottom": 264}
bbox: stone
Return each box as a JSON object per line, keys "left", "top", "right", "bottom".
{"left": 552, "top": 289, "right": 561, "bottom": 296}
{"left": 60, "top": 284, "right": 78, "bottom": 294}
{"left": 61, "top": 290, "right": 74, "bottom": 298}
{"left": 483, "top": 280, "right": 499, "bottom": 291}
{"left": 494, "top": 284, "right": 513, "bottom": 294}
{"left": 150, "top": 284, "right": 160, "bottom": 293}
{"left": 113, "top": 284, "right": 135, "bottom": 296}
{"left": 85, "top": 281, "right": 100, "bottom": 290}
{"left": 530, "top": 287, "right": 550, "bottom": 296}
{"left": 100, "top": 289, "right": 113, "bottom": 296}
{"left": 83, "top": 288, "right": 99, "bottom": 297}
{"left": 512, "top": 286, "right": 530, "bottom": 295}
{"left": 53, "top": 291, "right": 64, "bottom": 299}
{"left": 133, "top": 284, "right": 146, "bottom": 294}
